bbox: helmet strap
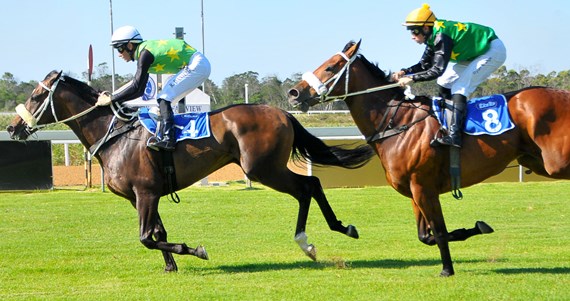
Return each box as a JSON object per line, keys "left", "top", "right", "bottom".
{"left": 127, "top": 43, "right": 138, "bottom": 62}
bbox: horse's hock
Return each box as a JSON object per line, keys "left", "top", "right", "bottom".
{"left": 53, "top": 164, "right": 249, "bottom": 186}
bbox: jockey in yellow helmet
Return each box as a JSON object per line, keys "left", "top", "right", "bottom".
{"left": 392, "top": 4, "right": 507, "bottom": 148}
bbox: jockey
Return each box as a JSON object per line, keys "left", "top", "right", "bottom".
{"left": 391, "top": 3, "right": 507, "bottom": 148}
{"left": 97, "top": 25, "right": 211, "bottom": 152}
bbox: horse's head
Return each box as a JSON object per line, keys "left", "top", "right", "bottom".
{"left": 6, "top": 70, "right": 99, "bottom": 140}
{"left": 7, "top": 71, "right": 64, "bottom": 140}
{"left": 287, "top": 40, "right": 362, "bottom": 112}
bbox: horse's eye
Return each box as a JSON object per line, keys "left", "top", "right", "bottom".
{"left": 325, "top": 66, "right": 335, "bottom": 73}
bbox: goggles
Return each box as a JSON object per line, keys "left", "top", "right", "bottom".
{"left": 115, "top": 43, "right": 127, "bottom": 53}
{"left": 409, "top": 26, "right": 423, "bottom": 36}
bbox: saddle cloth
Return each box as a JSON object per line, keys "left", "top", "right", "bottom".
{"left": 432, "top": 94, "right": 515, "bottom": 136}
{"left": 138, "top": 107, "right": 211, "bottom": 141}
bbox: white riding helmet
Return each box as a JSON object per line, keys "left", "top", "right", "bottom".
{"left": 110, "top": 25, "right": 143, "bottom": 47}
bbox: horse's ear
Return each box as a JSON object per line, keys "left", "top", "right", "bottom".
{"left": 345, "top": 39, "right": 362, "bottom": 58}
{"left": 44, "top": 70, "right": 63, "bottom": 84}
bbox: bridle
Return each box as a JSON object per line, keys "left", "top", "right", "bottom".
{"left": 301, "top": 51, "right": 403, "bottom": 104}
{"left": 14, "top": 74, "right": 138, "bottom": 156}
{"left": 15, "top": 75, "right": 99, "bottom": 132}
{"left": 15, "top": 74, "right": 132, "bottom": 133}
{"left": 301, "top": 51, "right": 430, "bottom": 143}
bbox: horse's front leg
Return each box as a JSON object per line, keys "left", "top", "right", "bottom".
{"left": 411, "top": 192, "right": 454, "bottom": 277}
{"left": 153, "top": 213, "right": 178, "bottom": 272}
{"left": 137, "top": 195, "right": 208, "bottom": 272}
{"left": 448, "top": 221, "right": 495, "bottom": 241}
{"left": 412, "top": 200, "right": 494, "bottom": 244}
{"left": 412, "top": 200, "right": 436, "bottom": 246}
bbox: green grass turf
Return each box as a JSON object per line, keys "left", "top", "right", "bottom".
{"left": 1, "top": 181, "right": 569, "bottom": 300}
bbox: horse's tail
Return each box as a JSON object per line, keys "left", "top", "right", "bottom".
{"left": 288, "top": 113, "right": 375, "bottom": 169}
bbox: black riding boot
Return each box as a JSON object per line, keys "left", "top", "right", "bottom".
{"left": 148, "top": 99, "right": 176, "bottom": 152}
{"left": 435, "top": 94, "right": 467, "bottom": 148}
{"left": 438, "top": 85, "right": 452, "bottom": 100}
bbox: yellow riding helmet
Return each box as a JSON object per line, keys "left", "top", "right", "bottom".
{"left": 403, "top": 3, "right": 436, "bottom": 27}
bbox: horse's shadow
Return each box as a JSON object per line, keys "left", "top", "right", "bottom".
{"left": 184, "top": 258, "right": 570, "bottom": 275}
{"left": 186, "top": 258, "right": 441, "bottom": 274}
{"left": 493, "top": 267, "right": 570, "bottom": 275}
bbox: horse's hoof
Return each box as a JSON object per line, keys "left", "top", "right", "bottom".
{"left": 164, "top": 263, "right": 178, "bottom": 273}
{"left": 476, "top": 221, "right": 494, "bottom": 234}
{"left": 346, "top": 224, "right": 359, "bottom": 239}
{"left": 304, "top": 244, "right": 317, "bottom": 261}
{"left": 195, "top": 245, "right": 209, "bottom": 260}
{"left": 439, "top": 269, "right": 455, "bottom": 277}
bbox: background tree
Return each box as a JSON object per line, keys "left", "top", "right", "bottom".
{"left": 2, "top": 66, "right": 570, "bottom": 113}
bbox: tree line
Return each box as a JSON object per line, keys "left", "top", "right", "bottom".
{"left": 2, "top": 63, "right": 570, "bottom": 112}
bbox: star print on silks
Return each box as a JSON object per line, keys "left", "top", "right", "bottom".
{"left": 152, "top": 63, "right": 166, "bottom": 73}
{"left": 434, "top": 20, "right": 445, "bottom": 30}
{"left": 451, "top": 51, "right": 460, "bottom": 60}
{"left": 166, "top": 47, "right": 180, "bottom": 62}
{"left": 157, "top": 40, "right": 168, "bottom": 46}
{"left": 454, "top": 22, "right": 467, "bottom": 31}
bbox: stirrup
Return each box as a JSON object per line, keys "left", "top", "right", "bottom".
{"left": 435, "top": 136, "right": 461, "bottom": 148}
{"left": 147, "top": 140, "right": 175, "bottom": 152}
{"left": 146, "top": 136, "right": 161, "bottom": 151}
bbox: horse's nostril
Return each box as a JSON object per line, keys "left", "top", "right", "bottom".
{"left": 288, "top": 89, "right": 299, "bottom": 98}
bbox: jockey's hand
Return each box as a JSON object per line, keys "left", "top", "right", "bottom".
{"left": 391, "top": 70, "right": 406, "bottom": 81}
{"left": 96, "top": 91, "right": 112, "bottom": 106}
{"left": 398, "top": 77, "right": 414, "bottom": 87}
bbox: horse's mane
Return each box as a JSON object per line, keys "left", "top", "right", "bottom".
{"left": 61, "top": 74, "right": 100, "bottom": 102}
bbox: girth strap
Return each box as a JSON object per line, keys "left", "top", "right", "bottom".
{"left": 89, "top": 119, "right": 140, "bottom": 155}
{"left": 161, "top": 150, "right": 180, "bottom": 203}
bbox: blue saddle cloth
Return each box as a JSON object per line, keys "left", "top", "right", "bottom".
{"left": 138, "top": 107, "right": 211, "bottom": 141}
{"left": 432, "top": 94, "right": 515, "bottom": 136}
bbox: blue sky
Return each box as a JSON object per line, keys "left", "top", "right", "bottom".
{"left": 2, "top": 1, "right": 569, "bottom": 86}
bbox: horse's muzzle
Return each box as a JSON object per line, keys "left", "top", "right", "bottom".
{"left": 6, "top": 124, "right": 33, "bottom": 141}
{"left": 287, "top": 88, "right": 310, "bottom": 113}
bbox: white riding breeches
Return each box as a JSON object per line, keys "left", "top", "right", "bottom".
{"left": 436, "top": 38, "right": 506, "bottom": 98}
{"left": 157, "top": 51, "right": 211, "bottom": 103}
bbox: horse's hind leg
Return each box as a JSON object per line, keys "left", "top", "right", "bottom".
{"left": 309, "top": 176, "right": 359, "bottom": 238}
{"left": 252, "top": 169, "right": 354, "bottom": 261}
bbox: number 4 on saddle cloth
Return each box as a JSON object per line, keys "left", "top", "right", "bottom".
{"left": 138, "top": 107, "right": 211, "bottom": 142}
{"left": 432, "top": 94, "right": 515, "bottom": 136}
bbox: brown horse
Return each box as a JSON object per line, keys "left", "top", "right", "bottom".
{"left": 288, "top": 40, "right": 570, "bottom": 276}
{"left": 7, "top": 70, "right": 375, "bottom": 272}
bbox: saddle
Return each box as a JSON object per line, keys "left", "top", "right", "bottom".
{"left": 432, "top": 94, "right": 514, "bottom": 136}
{"left": 138, "top": 107, "right": 211, "bottom": 143}
{"left": 431, "top": 94, "right": 515, "bottom": 200}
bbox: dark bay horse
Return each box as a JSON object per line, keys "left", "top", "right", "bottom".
{"left": 7, "top": 70, "right": 375, "bottom": 272}
{"left": 288, "top": 40, "right": 570, "bottom": 276}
